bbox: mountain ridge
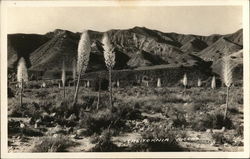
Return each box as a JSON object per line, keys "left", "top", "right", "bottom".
{"left": 8, "top": 27, "right": 243, "bottom": 78}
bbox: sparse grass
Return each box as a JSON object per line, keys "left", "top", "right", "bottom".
{"left": 79, "top": 102, "right": 142, "bottom": 135}
{"left": 191, "top": 113, "right": 234, "bottom": 131}
{"left": 90, "top": 129, "right": 120, "bottom": 152}
{"left": 31, "top": 135, "right": 77, "bottom": 152}
{"left": 79, "top": 108, "right": 115, "bottom": 135}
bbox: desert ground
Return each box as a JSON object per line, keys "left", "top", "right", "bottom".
{"left": 8, "top": 82, "right": 243, "bottom": 152}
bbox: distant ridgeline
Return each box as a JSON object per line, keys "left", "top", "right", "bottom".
{"left": 7, "top": 27, "right": 243, "bottom": 87}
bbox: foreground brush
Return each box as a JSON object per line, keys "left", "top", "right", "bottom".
{"left": 17, "top": 57, "right": 28, "bottom": 117}
{"left": 102, "top": 33, "right": 116, "bottom": 108}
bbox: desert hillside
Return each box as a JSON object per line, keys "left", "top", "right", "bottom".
{"left": 8, "top": 27, "right": 243, "bottom": 81}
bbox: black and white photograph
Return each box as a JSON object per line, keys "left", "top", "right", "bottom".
{"left": 1, "top": 0, "right": 250, "bottom": 158}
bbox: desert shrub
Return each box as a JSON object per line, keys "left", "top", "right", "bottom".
{"left": 228, "top": 107, "right": 239, "bottom": 114}
{"left": 79, "top": 102, "right": 142, "bottom": 135}
{"left": 189, "top": 103, "right": 208, "bottom": 112}
{"left": 90, "top": 129, "right": 120, "bottom": 152}
{"left": 8, "top": 101, "right": 43, "bottom": 118}
{"left": 8, "top": 101, "right": 23, "bottom": 117}
{"left": 161, "top": 95, "right": 186, "bottom": 104}
{"left": 95, "top": 94, "right": 112, "bottom": 109}
{"left": 80, "top": 95, "right": 96, "bottom": 108}
{"left": 79, "top": 109, "right": 112, "bottom": 135}
{"left": 191, "top": 91, "right": 226, "bottom": 105}
{"left": 8, "top": 87, "right": 15, "bottom": 98}
{"left": 113, "top": 102, "right": 142, "bottom": 120}
{"left": 176, "top": 130, "right": 188, "bottom": 139}
{"left": 153, "top": 88, "right": 171, "bottom": 96}
{"left": 182, "top": 103, "right": 207, "bottom": 116}
{"left": 128, "top": 125, "right": 183, "bottom": 152}
{"left": 212, "top": 133, "right": 233, "bottom": 145}
{"left": 8, "top": 121, "right": 43, "bottom": 137}
{"left": 53, "top": 100, "right": 74, "bottom": 117}
{"left": 22, "top": 127, "right": 44, "bottom": 136}
{"left": 237, "top": 97, "right": 243, "bottom": 104}
{"left": 26, "top": 82, "right": 41, "bottom": 89}
{"left": 8, "top": 120, "right": 21, "bottom": 135}
{"left": 89, "top": 133, "right": 101, "bottom": 144}
{"left": 192, "top": 95, "right": 213, "bottom": 104}
{"left": 235, "top": 124, "right": 243, "bottom": 137}
{"left": 35, "top": 90, "right": 49, "bottom": 98}
{"left": 23, "top": 102, "right": 43, "bottom": 117}
{"left": 191, "top": 113, "right": 234, "bottom": 131}
{"left": 172, "top": 115, "right": 187, "bottom": 128}
{"left": 53, "top": 93, "right": 96, "bottom": 118}
{"left": 79, "top": 108, "right": 125, "bottom": 135}
{"left": 142, "top": 103, "right": 163, "bottom": 114}
{"left": 32, "top": 135, "right": 76, "bottom": 152}
{"left": 164, "top": 107, "right": 187, "bottom": 128}
{"left": 212, "top": 133, "right": 227, "bottom": 145}
{"left": 36, "top": 100, "right": 54, "bottom": 114}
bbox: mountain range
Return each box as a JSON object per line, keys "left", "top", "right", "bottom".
{"left": 8, "top": 26, "right": 243, "bottom": 79}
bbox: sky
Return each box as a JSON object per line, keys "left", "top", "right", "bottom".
{"left": 7, "top": 6, "right": 242, "bottom": 35}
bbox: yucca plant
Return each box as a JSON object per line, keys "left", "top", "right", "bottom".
{"left": 61, "top": 60, "right": 66, "bottom": 101}
{"left": 211, "top": 76, "right": 216, "bottom": 89}
{"left": 87, "top": 80, "right": 90, "bottom": 88}
{"left": 182, "top": 73, "right": 187, "bottom": 88}
{"left": 72, "top": 58, "right": 77, "bottom": 90}
{"left": 73, "top": 31, "right": 91, "bottom": 107}
{"left": 17, "top": 57, "right": 28, "bottom": 116}
{"left": 157, "top": 78, "right": 161, "bottom": 88}
{"left": 117, "top": 80, "right": 120, "bottom": 88}
{"left": 197, "top": 78, "right": 202, "bottom": 87}
{"left": 96, "top": 73, "right": 101, "bottom": 110}
{"left": 102, "top": 33, "right": 116, "bottom": 108}
{"left": 222, "top": 56, "right": 234, "bottom": 120}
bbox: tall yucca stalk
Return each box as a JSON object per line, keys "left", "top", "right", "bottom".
{"left": 183, "top": 73, "right": 187, "bottom": 88}
{"left": 197, "top": 78, "right": 202, "bottom": 87}
{"left": 102, "top": 33, "right": 115, "bottom": 108}
{"left": 17, "top": 57, "right": 28, "bottom": 116}
{"left": 117, "top": 80, "right": 120, "bottom": 88}
{"left": 86, "top": 80, "right": 90, "bottom": 88}
{"left": 211, "top": 76, "right": 216, "bottom": 89}
{"left": 222, "top": 56, "right": 233, "bottom": 120}
{"left": 62, "top": 60, "right": 66, "bottom": 101}
{"left": 157, "top": 78, "right": 161, "bottom": 88}
{"left": 73, "top": 31, "right": 91, "bottom": 107}
{"left": 96, "top": 73, "right": 101, "bottom": 110}
{"left": 72, "top": 58, "right": 77, "bottom": 90}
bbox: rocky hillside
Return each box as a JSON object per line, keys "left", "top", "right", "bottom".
{"left": 8, "top": 27, "right": 243, "bottom": 78}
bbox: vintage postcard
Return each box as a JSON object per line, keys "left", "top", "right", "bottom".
{"left": 1, "top": 0, "right": 249, "bottom": 158}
